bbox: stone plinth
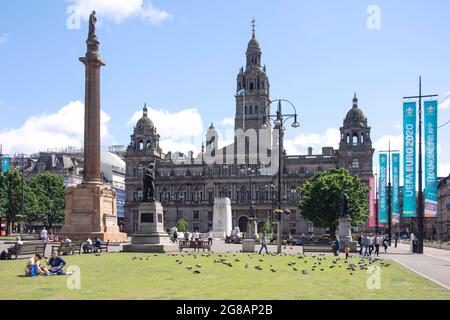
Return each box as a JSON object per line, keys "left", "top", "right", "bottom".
{"left": 246, "top": 218, "right": 258, "bottom": 239}
{"left": 123, "top": 201, "right": 177, "bottom": 253}
{"left": 242, "top": 239, "right": 257, "bottom": 253}
{"left": 337, "top": 217, "right": 357, "bottom": 252}
{"left": 62, "top": 183, "right": 128, "bottom": 242}
{"left": 212, "top": 197, "right": 232, "bottom": 239}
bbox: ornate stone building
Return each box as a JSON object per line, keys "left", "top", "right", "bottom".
{"left": 124, "top": 27, "right": 374, "bottom": 236}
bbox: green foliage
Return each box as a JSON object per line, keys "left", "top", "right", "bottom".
{"left": 298, "top": 169, "right": 369, "bottom": 235}
{"left": 264, "top": 220, "right": 271, "bottom": 233}
{"left": 22, "top": 182, "right": 40, "bottom": 227}
{"left": 2, "top": 170, "right": 22, "bottom": 233}
{"left": 28, "top": 173, "right": 66, "bottom": 228}
{"left": 176, "top": 218, "right": 188, "bottom": 232}
{"left": 0, "top": 174, "right": 6, "bottom": 219}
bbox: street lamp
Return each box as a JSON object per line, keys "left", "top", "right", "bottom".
{"left": 262, "top": 99, "right": 300, "bottom": 253}
{"left": 172, "top": 193, "right": 184, "bottom": 224}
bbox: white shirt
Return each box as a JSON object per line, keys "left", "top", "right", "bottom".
{"left": 208, "top": 231, "right": 213, "bottom": 238}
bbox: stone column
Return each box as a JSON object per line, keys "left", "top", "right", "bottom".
{"left": 79, "top": 34, "right": 105, "bottom": 184}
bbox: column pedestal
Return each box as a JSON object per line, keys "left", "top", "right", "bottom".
{"left": 62, "top": 183, "right": 128, "bottom": 242}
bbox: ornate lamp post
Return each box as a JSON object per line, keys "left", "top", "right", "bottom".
{"left": 172, "top": 193, "right": 184, "bottom": 224}
{"left": 262, "top": 99, "right": 300, "bottom": 253}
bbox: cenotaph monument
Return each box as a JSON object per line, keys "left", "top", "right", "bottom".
{"left": 62, "top": 11, "right": 127, "bottom": 242}
{"left": 123, "top": 163, "right": 177, "bottom": 253}
{"left": 212, "top": 198, "right": 232, "bottom": 238}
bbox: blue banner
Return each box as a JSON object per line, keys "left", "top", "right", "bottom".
{"left": 392, "top": 153, "right": 400, "bottom": 224}
{"left": 424, "top": 100, "right": 438, "bottom": 217}
{"left": 1, "top": 156, "right": 9, "bottom": 173}
{"left": 403, "top": 102, "right": 417, "bottom": 217}
{"left": 379, "top": 154, "right": 388, "bottom": 224}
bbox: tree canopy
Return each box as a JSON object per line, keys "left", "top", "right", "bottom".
{"left": 298, "top": 169, "right": 369, "bottom": 236}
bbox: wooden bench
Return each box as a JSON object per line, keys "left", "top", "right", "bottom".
{"left": 20, "top": 234, "right": 40, "bottom": 241}
{"left": 95, "top": 240, "right": 109, "bottom": 253}
{"left": 302, "top": 243, "right": 334, "bottom": 253}
{"left": 178, "top": 240, "right": 211, "bottom": 252}
{"left": 8, "top": 241, "right": 46, "bottom": 259}
{"left": 51, "top": 241, "right": 83, "bottom": 255}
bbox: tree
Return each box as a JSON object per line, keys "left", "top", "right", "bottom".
{"left": 2, "top": 170, "right": 22, "bottom": 235}
{"left": 298, "top": 169, "right": 369, "bottom": 237}
{"left": 176, "top": 218, "right": 188, "bottom": 232}
{"left": 29, "top": 173, "right": 66, "bottom": 230}
{"left": 22, "top": 182, "right": 41, "bottom": 233}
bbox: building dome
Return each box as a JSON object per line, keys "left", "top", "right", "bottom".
{"left": 135, "top": 105, "right": 154, "bottom": 131}
{"left": 345, "top": 94, "right": 367, "bottom": 127}
{"left": 246, "top": 38, "right": 261, "bottom": 55}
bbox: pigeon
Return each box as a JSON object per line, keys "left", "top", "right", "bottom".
{"left": 193, "top": 270, "right": 201, "bottom": 274}
{"left": 195, "top": 265, "right": 202, "bottom": 268}
{"left": 185, "top": 266, "right": 192, "bottom": 270}
{"left": 177, "top": 261, "right": 183, "bottom": 265}
{"left": 132, "top": 257, "right": 137, "bottom": 261}
{"left": 244, "top": 263, "right": 250, "bottom": 269}
{"left": 95, "top": 253, "right": 101, "bottom": 257}
{"left": 255, "top": 266, "right": 263, "bottom": 271}
{"left": 235, "top": 258, "right": 240, "bottom": 262}
{"left": 270, "top": 269, "right": 277, "bottom": 273}
{"left": 293, "top": 268, "right": 298, "bottom": 272}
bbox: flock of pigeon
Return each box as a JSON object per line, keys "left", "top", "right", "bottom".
{"left": 130, "top": 252, "right": 392, "bottom": 276}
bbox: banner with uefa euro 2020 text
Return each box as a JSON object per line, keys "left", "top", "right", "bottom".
{"left": 424, "top": 100, "right": 438, "bottom": 217}
{"left": 403, "top": 102, "right": 416, "bottom": 217}
{"left": 392, "top": 153, "right": 400, "bottom": 224}
{"left": 379, "top": 153, "right": 388, "bottom": 224}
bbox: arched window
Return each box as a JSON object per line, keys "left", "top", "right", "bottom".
{"left": 238, "top": 216, "right": 249, "bottom": 233}
{"left": 146, "top": 140, "right": 152, "bottom": 149}
{"left": 137, "top": 188, "right": 143, "bottom": 201}
{"left": 139, "top": 141, "right": 144, "bottom": 150}
{"left": 250, "top": 82, "right": 254, "bottom": 90}
{"left": 192, "top": 187, "right": 202, "bottom": 204}
{"left": 352, "top": 134, "right": 358, "bottom": 145}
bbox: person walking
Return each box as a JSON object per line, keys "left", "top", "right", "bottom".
{"left": 208, "top": 229, "right": 213, "bottom": 248}
{"left": 259, "top": 230, "right": 269, "bottom": 254}
{"left": 344, "top": 245, "right": 350, "bottom": 260}
{"left": 369, "top": 234, "right": 374, "bottom": 256}
{"left": 374, "top": 234, "right": 380, "bottom": 257}
{"left": 334, "top": 237, "right": 341, "bottom": 256}
{"left": 358, "top": 233, "right": 363, "bottom": 255}
{"left": 383, "top": 234, "right": 389, "bottom": 253}
{"left": 363, "top": 234, "right": 370, "bottom": 256}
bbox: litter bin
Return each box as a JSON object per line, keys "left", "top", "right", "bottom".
{"left": 411, "top": 239, "right": 419, "bottom": 253}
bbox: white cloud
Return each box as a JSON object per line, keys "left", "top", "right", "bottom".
{"left": 438, "top": 163, "right": 450, "bottom": 178}
{"left": 0, "top": 34, "right": 8, "bottom": 44}
{"left": 221, "top": 117, "right": 234, "bottom": 127}
{"left": 287, "top": 128, "right": 341, "bottom": 155}
{"left": 0, "top": 101, "right": 111, "bottom": 155}
{"left": 439, "top": 92, "right": 450, "bottom": 110}
{"left": 128, "top": 107, "right": 204, "bottom": 154}
{"left": 67, "top": 0, "right": 172, "bottom": 25}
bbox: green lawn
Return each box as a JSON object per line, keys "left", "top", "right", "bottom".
{"left": 0, "top": 252, "right": 448, "bottom": 300}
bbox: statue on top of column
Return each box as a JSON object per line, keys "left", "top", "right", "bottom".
{"left": 88, "top": 11, "right": 97, "bottom": 38}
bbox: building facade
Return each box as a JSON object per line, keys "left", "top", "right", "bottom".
{"left": 124, "top": 28, "right": 374, "bottom": 236}
{"left": 437, "top": 175, "right": 450, "bottom": 240}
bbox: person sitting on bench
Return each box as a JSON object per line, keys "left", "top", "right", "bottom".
{"left": 45, "top": 250, "right": 68, "bottom": 275}
{"left": 25, "top": 254, "right": 48, "bottom": 277}
{"left": 94, "top": 238, "right": 102, "bottom": 252}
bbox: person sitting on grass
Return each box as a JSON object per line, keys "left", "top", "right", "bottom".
{"left": 25, "top": 254, "right": 48, "bottom": 277}
{"left": 45, "top": 250, "right": 68, "bottom": 275}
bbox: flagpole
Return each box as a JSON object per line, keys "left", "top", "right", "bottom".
{"left": 243, "top": 90, "right": 246, "bottom": 132}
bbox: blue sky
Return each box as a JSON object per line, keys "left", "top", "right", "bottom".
{"left": 0, "top": 0, "right": 450, "bottom": 175}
